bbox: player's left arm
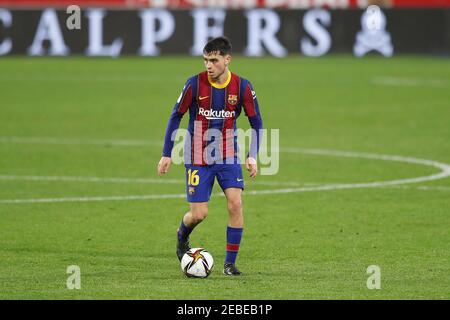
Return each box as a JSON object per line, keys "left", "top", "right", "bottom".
{"left": 242, "top": 80, "right": 263, "bottom": 178}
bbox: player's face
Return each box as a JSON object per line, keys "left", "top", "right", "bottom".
{"left": 203, "top": 52, "right": 231, "bottom": 80}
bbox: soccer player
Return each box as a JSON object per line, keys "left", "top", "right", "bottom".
{"left": 157, "top": 37, "right": 263, "bottom": 276}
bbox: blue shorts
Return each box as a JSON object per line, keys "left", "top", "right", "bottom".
{"left": 185, "top": 163, "right": 244, "bottom": 203}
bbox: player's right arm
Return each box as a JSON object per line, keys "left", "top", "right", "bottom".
{"left": 157, "top": 79, "right": 194, "bottom": 176}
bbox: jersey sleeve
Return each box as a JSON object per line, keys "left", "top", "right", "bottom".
{"left": 242, "top": 80, "right": 263, "bottom": 159}
{"left": 162, "top": 78, "right": 194, "bottom": 157}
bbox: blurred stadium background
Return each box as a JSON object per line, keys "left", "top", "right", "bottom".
{"left": 0, "top": 0, "right": 449, "bottom": 299}
{"left": 0, "top": 0, "right": 449, "bottom": 56}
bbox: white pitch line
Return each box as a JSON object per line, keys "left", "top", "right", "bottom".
{"left": 0, "top": 175, "right": 182, "bottom": 184}
{"left": 0, "top": 174, "right": 306, "bottom": 187}
{"left": 383, "top": 185, "right": 450, "bottom": 192}
{"left": 280, "top": 147, "right": 450, "bottom": 185}
{"left": 2, "top": 183, "right": 450, "bottom": 205}
{"left": 1, "top": 137, "right": 450, "bottom": 204}
{"left": 0, "top": 193, "right": 187, "bottom": 204}
{"left": 0, "top": 136, "right": 160, "bottom": 147}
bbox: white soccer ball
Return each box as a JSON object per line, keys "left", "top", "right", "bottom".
{"left": 181, "top": 248, "right": 214, "bottom": 278}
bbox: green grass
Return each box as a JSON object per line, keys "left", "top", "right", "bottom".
{"left": 0, "top": 56, "right": 449, "bottom": 299}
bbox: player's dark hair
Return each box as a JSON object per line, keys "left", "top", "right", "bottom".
{"left": 203, "top": 37, "right": 232, "bottom": 56}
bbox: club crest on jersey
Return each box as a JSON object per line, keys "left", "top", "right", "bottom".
{"left": 227, "top": 94, "right": 238, "bottom": 105}
{"left": 189, "top": 187, "right": 195, "bottom": 195}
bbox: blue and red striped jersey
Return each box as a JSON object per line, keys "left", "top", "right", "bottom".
{"left": 162, "top": 70, "right": 263, "bottom": 166}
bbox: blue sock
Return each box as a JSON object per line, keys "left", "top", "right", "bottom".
{"left": 225, "top": 226, "right": 243, "bottom": 265}
{"left": 178, "top": 221, "right": 193, "bottom": 241}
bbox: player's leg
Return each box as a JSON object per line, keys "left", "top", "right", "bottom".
{"left": 177, "top": 165, "right": 214, "bottom": 261}
{"left": 225, "top": 187, "right": 243, "bottom": 228}
{"left": 216, "top": 163, "right": 245, "bottom": 275}
{"left": 176, "top": 202, "right": 209, "bottom": 261}
{"left": 223, "top": 188, "right": 244, "bottom": 275}
{"left": 178, "top": 201, "right": 209, "bottom": 239}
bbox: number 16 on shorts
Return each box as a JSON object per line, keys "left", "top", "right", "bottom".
{"left": 185, "top": 166, "right": 214, "bottom": 202}
{"left": 187, "top": 169, "right": 200, "bottom": 186}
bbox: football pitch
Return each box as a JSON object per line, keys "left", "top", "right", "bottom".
{"left": 0, "top": 56, "right": 449, "bottom": 299}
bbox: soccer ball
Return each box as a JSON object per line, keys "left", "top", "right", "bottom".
{"left": 181, "top": 248, "right": 214, "bottom": 278}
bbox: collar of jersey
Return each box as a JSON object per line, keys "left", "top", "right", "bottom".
{"left": 208, "top": 70, "right": 231, "bottom": 89}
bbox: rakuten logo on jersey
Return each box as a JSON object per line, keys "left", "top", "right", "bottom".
{"left": 198, "top": 108, "right": 236, "bottom": 120}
